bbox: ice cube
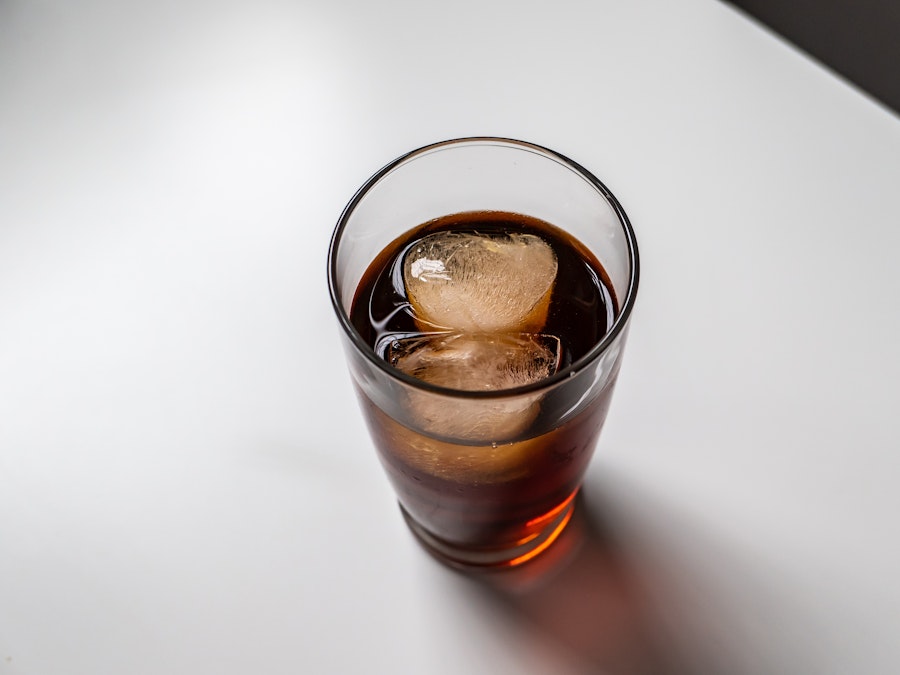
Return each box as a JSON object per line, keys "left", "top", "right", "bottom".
{"left": 402, "top": 231, "right": 558, "bottom": 333}
{"left": 388, "top": 332, "right": 560, "bottom": 441}
{"left": 389, "top": 332, "right": 560, "bottom": 391}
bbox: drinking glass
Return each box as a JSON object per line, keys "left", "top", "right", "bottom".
{"left": 328, "top": 138, "right": 639, "bottom": 568}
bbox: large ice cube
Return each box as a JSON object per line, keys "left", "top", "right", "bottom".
{"left": 402, "top": 231, "right": 558, "bottom": 333}
{"left": 388, "top": 332, "right": 560, "bottom": 441}
{"left": 388, "top": 332, "right": 560, "bottom": 391}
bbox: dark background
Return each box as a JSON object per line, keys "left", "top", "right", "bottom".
{"left": 725, "top": 0, "right": 900, "bottom": 114}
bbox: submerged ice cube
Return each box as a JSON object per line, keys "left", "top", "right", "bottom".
{"left": 402, "top": 231, "right": 558, "bottom": 333}
{"left": 388, "top": 332, "right": 561, "bottom": 441}
{"left": 388, "top": 332, "right": 560, "bottom": 391}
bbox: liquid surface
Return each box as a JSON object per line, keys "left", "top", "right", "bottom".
{"left": 351, "top": 210, "right": 618, "bottom": 381}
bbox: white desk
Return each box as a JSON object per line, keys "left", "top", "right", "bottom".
{"left": 2, "top": 1, "right": 899, "bottom": 673}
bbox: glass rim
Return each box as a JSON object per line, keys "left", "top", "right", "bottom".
{"left": 327, "top": 136, "right": 640, "bottom": 399}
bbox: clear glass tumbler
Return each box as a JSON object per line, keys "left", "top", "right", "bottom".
{"left": 328, "top": 138, "right": 639, "bottom": 568}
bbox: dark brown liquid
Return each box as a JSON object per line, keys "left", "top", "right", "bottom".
{"left": 352, "top": 211, "right": 616, "bottom": 372}
{"left": 350, "top": 211, "right": 621, "bottom": 565}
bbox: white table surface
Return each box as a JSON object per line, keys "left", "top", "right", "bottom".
{"left": 2, "top": 1, "right": 899, "bottom": 673}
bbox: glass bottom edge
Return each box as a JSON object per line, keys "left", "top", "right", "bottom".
{"left": 399, "top": 490, "right": 578, "bottom": 569}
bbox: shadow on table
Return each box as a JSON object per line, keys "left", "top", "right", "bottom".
{"left": 449, "top": 473, "right": 817, "bottom": 675}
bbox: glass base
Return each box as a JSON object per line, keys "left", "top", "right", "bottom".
{"left": 399, "top": 491, "right": 577, "bottom": 569}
